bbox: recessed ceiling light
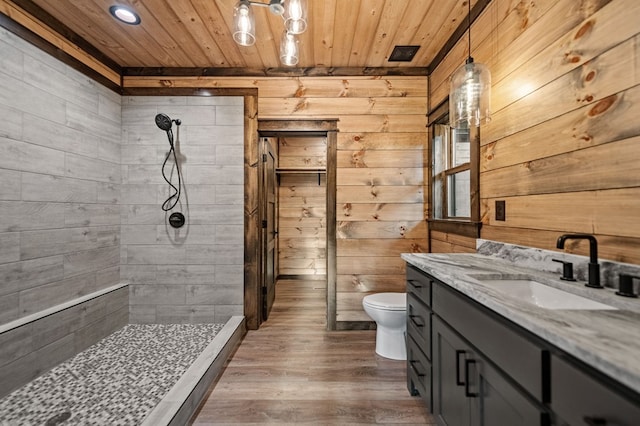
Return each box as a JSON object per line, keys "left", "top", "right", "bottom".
{"left": 109, "top": 5, "right": 141, "bottom": 25}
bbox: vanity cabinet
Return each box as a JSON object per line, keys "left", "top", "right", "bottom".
{"left": 405, "top": 263, "right": 640, "bottom": 426}
{"left": 406, "top": 265, "right": 550, "bottom": 425}
{"left": 406, "top": 265, "right": 433, "bottom": 408}
{"left": 431, "top": 279, "right": 548, "bottom": 426}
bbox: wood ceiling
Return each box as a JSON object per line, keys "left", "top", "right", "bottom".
{"left": 13, "top": 0, "right": 481, "bottom": 75}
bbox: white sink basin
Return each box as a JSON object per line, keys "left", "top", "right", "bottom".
{"left": 479, "top": 279, "right": 618, "bottom": 310}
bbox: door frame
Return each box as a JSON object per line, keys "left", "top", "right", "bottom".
{"left": 257, "top": 119, "right": 339, "bottom": 330}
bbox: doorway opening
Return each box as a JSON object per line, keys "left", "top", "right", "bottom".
{"left": 257, "top": 119, "right": 338, "bottom": 329}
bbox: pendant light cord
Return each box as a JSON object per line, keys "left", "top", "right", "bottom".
{"left": 466, "top": 0, "right": 473, "bottom": 64}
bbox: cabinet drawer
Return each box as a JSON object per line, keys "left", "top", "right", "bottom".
{"left": 407, "top": 334, "right": 431, "bottom": 408}
{"left": 551, "top": 354, "right": 640, "bottom": 426}
{"left": 407, "top": 292, "right": 431, "bottom": 360}
{"left": 433, "top": 282, "right": 546, "bottom": 402}
{"left": 406, "top": 265, "right": 431, "bottom": 306}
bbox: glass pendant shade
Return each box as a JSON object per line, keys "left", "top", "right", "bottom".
{"left": 233, "top": 0, "right": 256, "bottom": 46}
{"left": 280, "top": 32, "right": 299, "bottom": 66}
{"left": 232, "top": 0, "right": 305, "bottom": 65}
{"left": 284, "top": 0, "right": 307, "bottom": 34}
{"left": 449, "top": 58, "right": 491, "bottom": 127}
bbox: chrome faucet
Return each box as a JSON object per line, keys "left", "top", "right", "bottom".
{"left": 556, "top": 234, "right": 602, "bottom": 288}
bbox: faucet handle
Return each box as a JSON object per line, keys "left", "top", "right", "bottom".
{"left": 552, "top": 259, "right": 576, "bottom": 281}
{"left": 616, "top": 274, "right": 639, "bottom": 298}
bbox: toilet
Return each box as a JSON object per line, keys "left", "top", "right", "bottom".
{"left": 362, "top": 292, "right": 407, "bottom": 360}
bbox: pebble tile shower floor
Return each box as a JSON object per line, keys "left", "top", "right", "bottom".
{"left": 0, "top": 323, "right": 224, "bottom": 425}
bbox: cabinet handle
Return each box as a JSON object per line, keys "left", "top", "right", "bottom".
{"left": 583, "top": 417, "right": 607, "bottom": 425}
{"left": 407, "top": 279, "right": 423, "bottom": 289}
{"left": 409, "top": 314, "right": 425, "bottom": 327}
{"left": 455, "top": 350, "right": 465, "bottom": 386}
{"left": 465, "top": 359, "right": 478, "bottom": 397}
{"left": 409, "top": 360, "right": 426, "bottom": 378}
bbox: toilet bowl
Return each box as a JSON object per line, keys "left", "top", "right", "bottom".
{"left": 362, "top": 292, "right": 407, "bottom": 360}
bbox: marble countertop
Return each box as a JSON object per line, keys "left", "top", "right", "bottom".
{"left": 402, "top": 252, "right": 640, "bottom": 395}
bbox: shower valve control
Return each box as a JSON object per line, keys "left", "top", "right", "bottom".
{"left": 169, "top": 212, "right": 185, "bottom": 228}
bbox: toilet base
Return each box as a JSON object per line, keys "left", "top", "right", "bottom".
{"left": 375, "top": 325, "right": 407, "bottom": 360}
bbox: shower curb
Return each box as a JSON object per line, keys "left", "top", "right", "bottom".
{"left": 141, "top": 316, "right": 246, "bottom": 426}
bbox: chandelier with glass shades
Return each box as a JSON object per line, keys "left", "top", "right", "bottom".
{"left": 233, "top": 0, "right": 307, "bottom": 66}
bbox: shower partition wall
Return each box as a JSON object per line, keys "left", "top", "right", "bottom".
{"left": 121, "top": 96, "right": 245, "bottom": 324}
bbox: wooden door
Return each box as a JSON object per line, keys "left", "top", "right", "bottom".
{"left": 260, "top": 137, "right": 278, "bottom": 321}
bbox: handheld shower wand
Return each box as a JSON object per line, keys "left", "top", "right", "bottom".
{"left": 155, "top": 113, "right": 183, "bottom": 212}
{"left": 155, "top": 113, "right": 181, "bottom": 133}
{"left": 154, "top": 113, "right": 173, "bottom": 132}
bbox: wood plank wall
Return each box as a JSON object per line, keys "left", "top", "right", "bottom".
{"left": 278, "top": 136, "right": 327, "bottom": 277}
{"left": 429, "top": 0, "right": 640, "bottom": 264}
{"left": 124, "top": 76, "right": 429, "bottom": 324}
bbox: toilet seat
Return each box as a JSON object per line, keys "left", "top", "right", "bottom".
{"left": 363, "top": 292, "right": 406, "bottom": 311}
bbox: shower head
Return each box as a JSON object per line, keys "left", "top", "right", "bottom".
{"left": 155, "top": 113, "right": 173, "bottom": 132}
{"left": 155, "top": 113, "right": 173, "bottom": 131}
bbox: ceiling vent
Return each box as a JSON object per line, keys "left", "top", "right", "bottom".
{"left": 388, "top": 45, "right": 420, "bottom": 62}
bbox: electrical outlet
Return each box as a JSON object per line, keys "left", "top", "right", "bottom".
{"left": 495, "top": 200, "right": 506, "bottom": 221}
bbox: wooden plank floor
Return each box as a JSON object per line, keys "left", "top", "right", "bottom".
{"left": 191, "top": 279, "right": 434, "bottom": 425}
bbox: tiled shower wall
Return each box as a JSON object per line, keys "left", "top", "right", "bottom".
{"left": 0, "top": 27, "right": 127, "bottom": 395}
{"left": 0, "top": 27, "right": 122, "bottom": 327}
{"left": 121, "top": 96, "right": 244, "bottom": 323}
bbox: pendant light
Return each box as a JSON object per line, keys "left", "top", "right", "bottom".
{"left": 449, "top": 1, "right": 491, "bottom": 127}
{"left": 232, "top": 0, "right": 307, "bottom": 66}
{"left": 283, "top": 0, "right": 307, "bottom": 34}
{"left": 233, "top": 0, "right": 256, "bottom": 46}
{"left": 280, "top": 32, "right": 299, "bottom": 66}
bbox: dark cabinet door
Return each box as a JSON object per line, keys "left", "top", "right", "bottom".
{"left": 552, "top": 354, "right": 640, "bottom": 426}
{"left": 434, "top": 316, "right": 544, "bottom": 426}
{"left": 471, "top": 351, "right": 544, "bottom": 426}
{"left": 433, "top": 316, "right": 473, "bottom": 426}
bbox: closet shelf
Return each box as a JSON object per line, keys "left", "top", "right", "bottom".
{"left": 275, "top": 168, "right": 326, "bottom": 185}
{"left": 275, "top": 168, "right": 326, "bottom": 174}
